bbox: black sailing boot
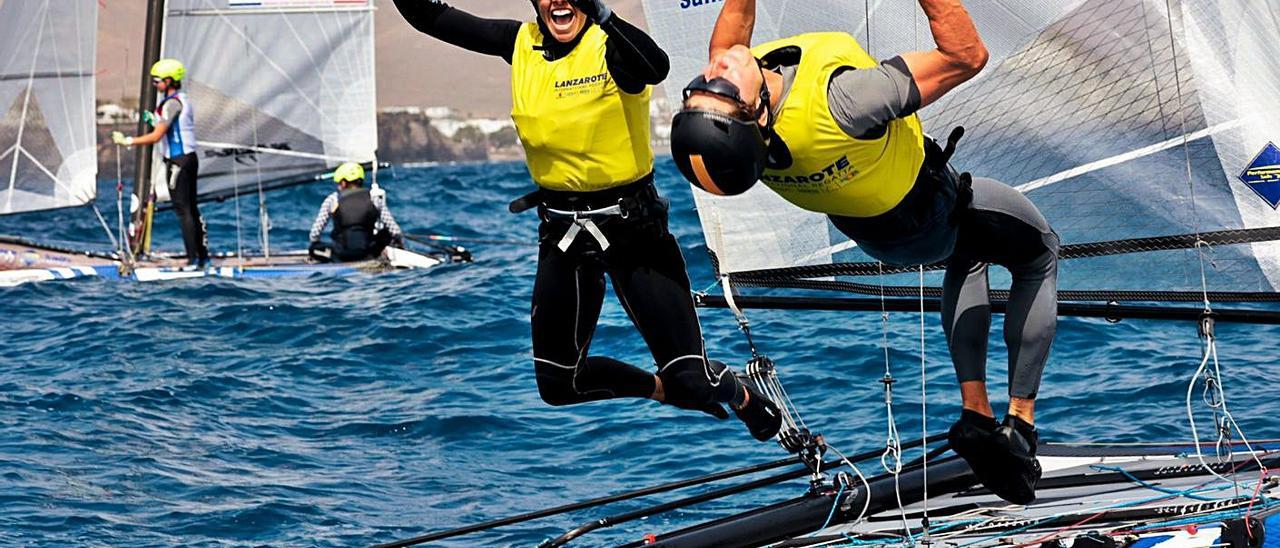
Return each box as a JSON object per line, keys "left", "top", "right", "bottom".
{"left": 988, "top": 415, "right": 1041, "bottom": 505}
{"left": 948, "top": 409, "right": 1006, "bottom": 497}
{"left": 732, "top": 380, "right": 782, "bottom": 441}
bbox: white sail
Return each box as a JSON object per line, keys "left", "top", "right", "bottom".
{"left": 0, "top": 0, "right": 98, "bottom": 215}
{"left": 161, "top": 0, "right": 378, "bottom": 202}
{"left": 643, "top": 0, "right": 1280, "bottom": 296}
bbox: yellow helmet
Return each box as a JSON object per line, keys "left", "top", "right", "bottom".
{"left": 150, "top": 58, "right": 186, "bottom": 82}
{"left": 333, "top": 162, "right": 365, "bottom": 184}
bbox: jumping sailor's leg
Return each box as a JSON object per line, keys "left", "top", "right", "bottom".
{"left": 942, "top": 256, "right": 1011, "bottom": 496}
{"left": 992, "top": 234, "right": 1057, "bottom": 504}
{"left": 1003, "top": 246, "right": 1058, "bottom": 413}
{"left": 948, "top": 176, "right": 1059, "bottom": 504}
{"left": 607, "top": 227, "right": 781, "bottom": 440}
{"left": 531, "top": 237, "right": 657, "bottom": 405}
{"left": 942, "top": 258, "right": 992, "bottom": 415}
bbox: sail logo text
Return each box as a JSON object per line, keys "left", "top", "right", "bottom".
{"left": 205, "top": 142, "right": 294, "bottom": 166}
{"left": 680, "top": 0, "right": 724, "bottom": 8}
{"left": 1238, "top": 142, "right": 1280, "bottom": 209}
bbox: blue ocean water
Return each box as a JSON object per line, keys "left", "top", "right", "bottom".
{"left": 1, "top": 158, "right": 1277, "bottom": 546}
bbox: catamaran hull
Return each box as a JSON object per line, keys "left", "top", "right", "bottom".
{"left": 0, "top": 238, "right": 461, "bottom": 287}
{"left": 622, "top": 443, "right": 1280, "bottom": 548}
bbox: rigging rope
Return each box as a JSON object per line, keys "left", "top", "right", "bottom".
{"left": 114, "top": 50, "right": 135, "bottom": 267}
{"left": 115, "top": 148, "right": 131, "bottom": 267}
{"left": 90, "top": 202, "right": 120, "bottom": 252}
{"left": 1154, "top": 0, "right": 1262, "bottom": 502}
{"left": 1159, "top": 0, "right": 1211, "bottom": 314}
{"left": 918, "top": 265, "right": 931, "bottom": 543}
{"left": 828, "top": 445, "right": 875, "bottom": 528}
{"left": 1185, "top": 317, "right": 1269, "bottom": 488}
{"left": 249, "top": 75, "right": 270, "bottom": 258}
{"left": 231, "top": 115, "right": 245, "bottom": 259}
{"left": 721, "top": 274, "right": 821, "bottom": 463}
{"left": 873, "top": 260, "right": 913, "bottom": 542}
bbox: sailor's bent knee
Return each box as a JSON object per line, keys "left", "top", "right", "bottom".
{"left": 533, "top": 360, "right": 579, "bottom": 406}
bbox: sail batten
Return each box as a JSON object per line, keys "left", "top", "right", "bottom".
{"left": 643, "top": 0, "right": 1280, "bottom": 298}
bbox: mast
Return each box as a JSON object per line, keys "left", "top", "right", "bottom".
{"left": 129, "top": 0, "right": 166, "bottom": 256}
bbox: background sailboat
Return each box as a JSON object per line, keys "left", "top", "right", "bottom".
{"left": 0, "top": 0, "right": 466, "bottom": 286}
{"left": 135, "top": 0, "right": 380, "bottom": 259}
{"left": 0, "top": 0, "right": 98, "bottom": 217}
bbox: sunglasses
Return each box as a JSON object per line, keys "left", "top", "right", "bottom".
{"left": 682, "top": 76, "right": 759, "bottom": 119}
{"left": 151, "top": 78, "right": 163, "bottom": 84}
{"left": 682, "top": 68, "right": 774, "bottom": 128}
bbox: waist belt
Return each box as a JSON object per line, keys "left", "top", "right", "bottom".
{"left": 543, "top": 204, "right": 626, "bottom": 251}
{"left": 508, "top": 174, "right": 660, "bottom": 252}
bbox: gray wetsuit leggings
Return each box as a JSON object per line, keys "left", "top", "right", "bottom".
{"left": 943, "top": 177, "right": 1058, "bottom": 399}
{"left": 832, "top": 175, "right": 1058, "bottom": 400}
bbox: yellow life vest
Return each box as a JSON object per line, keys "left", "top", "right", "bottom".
{"left": 752, "top": 32, "right": 925, "bottom": 217}
{"left": 510, "top": 23, "right": 653, "bottom": 192}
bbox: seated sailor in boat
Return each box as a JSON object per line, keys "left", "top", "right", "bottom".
{"left": 112, "top": 58, "right": 210, "bottom": 269}
{"left": 391, "top": 0, "right": 782, "bottom": 440}
{"left": 308, "top": 162, "right": 404, "bottom": 263}
{"left": 670, "top": 0, "right": 1060, "bottom": 502}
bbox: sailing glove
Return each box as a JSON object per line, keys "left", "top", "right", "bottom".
{"left": 569, "top": 0, "right": 612, "bottom": 23}
{"left": 111, "top": 131, "right": 134, "bottom": 147}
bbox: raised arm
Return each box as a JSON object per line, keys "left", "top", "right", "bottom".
{"left": 600, "top": 14, "right": 670, "bottom": 92}
{"left": 707, "top": 0, "right": 756, "bottom": 60}
{"left": 569, "top": 0, "right": 670, "bottom": 92}
{"left": 391, "top": 0, "right": 523, "bottom": 64}
{"left": 898, "top": 0, "right": 989, "bottom": 108}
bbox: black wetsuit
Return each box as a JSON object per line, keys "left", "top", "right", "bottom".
{"left": 393, "top": 1, "right": 744, "bottom": 415}
{"left": 165, "top": 152, "right": 209, "bottom": 264}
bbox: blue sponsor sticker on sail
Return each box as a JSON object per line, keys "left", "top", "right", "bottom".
{"left": 1239, "top": 142, "right": 1280, "bottom": 209}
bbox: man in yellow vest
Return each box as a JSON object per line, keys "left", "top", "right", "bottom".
{"left": 670, "top": 0, "right": 1059, "bottom": 504}
{"left": 392, "top": 0, "right": 782, "bottom": 441}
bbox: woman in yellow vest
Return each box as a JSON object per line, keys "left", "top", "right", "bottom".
{"left": 392, "top": 0, "right": 781, "bottom": 441}
{"left": 670, "top": 0, "right": 1059, "bottom": 503}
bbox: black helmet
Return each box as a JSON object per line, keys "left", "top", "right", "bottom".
{"left": 670, "top": 74, "right": 772, "bottom": 196}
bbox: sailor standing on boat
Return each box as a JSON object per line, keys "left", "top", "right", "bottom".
{"left": 391, "top": 0, "right": 782, "bottom": 440}
{"left": 670, "top": 0, "right": 1059, "bottom": 502}
{"left": 307, "top": 162, "right": 404, "bottom": 263}
{"left": 113, "top": 59, "right": 210, "bottom": 269}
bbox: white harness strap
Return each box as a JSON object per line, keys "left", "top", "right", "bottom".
{"left": 546, "top": 204, "right": 624, "bottom": 252}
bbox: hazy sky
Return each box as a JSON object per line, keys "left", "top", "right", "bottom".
{"left": 97, "top": 0, "right": 648, "bottom": 118}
